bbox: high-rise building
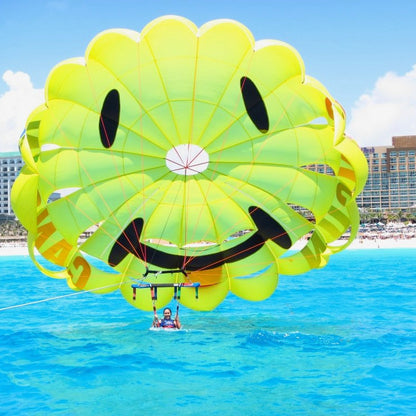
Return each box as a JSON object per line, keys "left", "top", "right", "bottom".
{"left": 0, "top": 152, "right": 23, "bottom": 218}
{"left": 358, "top": 135, "right": 416, "bottom": 212}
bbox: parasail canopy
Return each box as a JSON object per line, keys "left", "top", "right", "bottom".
{"left": 11, "top": 15, "right": 368, "bottom": 311}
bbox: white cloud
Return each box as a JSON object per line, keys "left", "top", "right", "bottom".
{"left": 0, "top": 70, "right": 44, "bottom": 153}
{"left": 346, "top": 65, "right": 416, "bottom": 147}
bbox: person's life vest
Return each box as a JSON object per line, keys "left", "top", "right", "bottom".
{"left": 160, "top": 318, "right": 176, "bottom": 328}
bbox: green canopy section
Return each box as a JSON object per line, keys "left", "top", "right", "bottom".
{"left": 11, "top": 15, "right": 368, "bottom": 311}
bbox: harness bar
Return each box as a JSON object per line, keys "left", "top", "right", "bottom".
{"left": 132, "top": 282, "right": 200, "bottom": 288}
{"left": 131, "top": 281, "right": 200, "bottom": 301}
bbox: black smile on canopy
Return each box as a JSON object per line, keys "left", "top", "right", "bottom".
{"left": 108, "top": 206, "right": 292, "bottom": 269}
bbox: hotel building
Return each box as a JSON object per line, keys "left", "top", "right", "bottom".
{"left": 358, "top": 135, "right": 416, "bottom": 212}
{"left": 0, "top": 152, "right": 23, "bottom": 218}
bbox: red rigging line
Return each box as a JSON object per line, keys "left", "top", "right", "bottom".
{"left": 99, "top": 112, "right": 146, "bottom": 264}
{"left": 142, "top": 177, "right": 185, "bottom": 268}
{"left": 182, "top": 171, "right": 190, "bottom": 270}
{"left": 169, "top": 54, "right": 258, "bottom": 252}
{"left": 182, "top": 230, "right": 289, "bottom": 272}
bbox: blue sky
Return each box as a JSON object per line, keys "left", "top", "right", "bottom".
{"left": 1, "top": 0, "right": 416, "bottom": 151}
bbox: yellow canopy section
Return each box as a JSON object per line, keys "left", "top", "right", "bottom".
{"left": 11, "top": 15, "right": 368, "bottom": 312}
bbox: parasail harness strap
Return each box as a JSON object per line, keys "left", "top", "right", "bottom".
{"left": 151, "top": 286, "right": 159, "bottom": 327}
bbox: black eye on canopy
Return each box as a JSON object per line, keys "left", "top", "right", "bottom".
{"left": 99, "top": 89, "right": 120, "bottom": 148}
{"left": 240, "top": 77, "right": 269, "bottom": 133}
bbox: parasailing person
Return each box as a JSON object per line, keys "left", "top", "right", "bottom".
{"left": 153, "top": 307, "right": 181, "bottom": 329}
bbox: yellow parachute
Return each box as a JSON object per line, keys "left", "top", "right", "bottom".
{"left": 11, "top": 16, "right": 368, "bottom": 311}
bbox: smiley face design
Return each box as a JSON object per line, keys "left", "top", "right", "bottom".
{"left": 12, "top": 16, "right": 368, "bottom": 311}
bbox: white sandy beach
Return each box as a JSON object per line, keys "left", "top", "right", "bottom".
{"left": 1, "top": 237, "right": 415, "bottom": 257}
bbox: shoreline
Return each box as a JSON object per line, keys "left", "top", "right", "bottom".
{"left": 1, "top": 237, "right": 415, "bottom": 257}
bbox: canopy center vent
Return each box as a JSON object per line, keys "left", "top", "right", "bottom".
{"left": 166, "top": 144, "right": 209, "bottom": 176}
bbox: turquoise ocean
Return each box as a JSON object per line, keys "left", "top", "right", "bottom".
{"left": 1, "top": 249, "right": 415, "bottom": 415}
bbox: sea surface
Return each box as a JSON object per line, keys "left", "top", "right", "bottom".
{"left": 0, "top": 249, "right": 415, "bottom": 415}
